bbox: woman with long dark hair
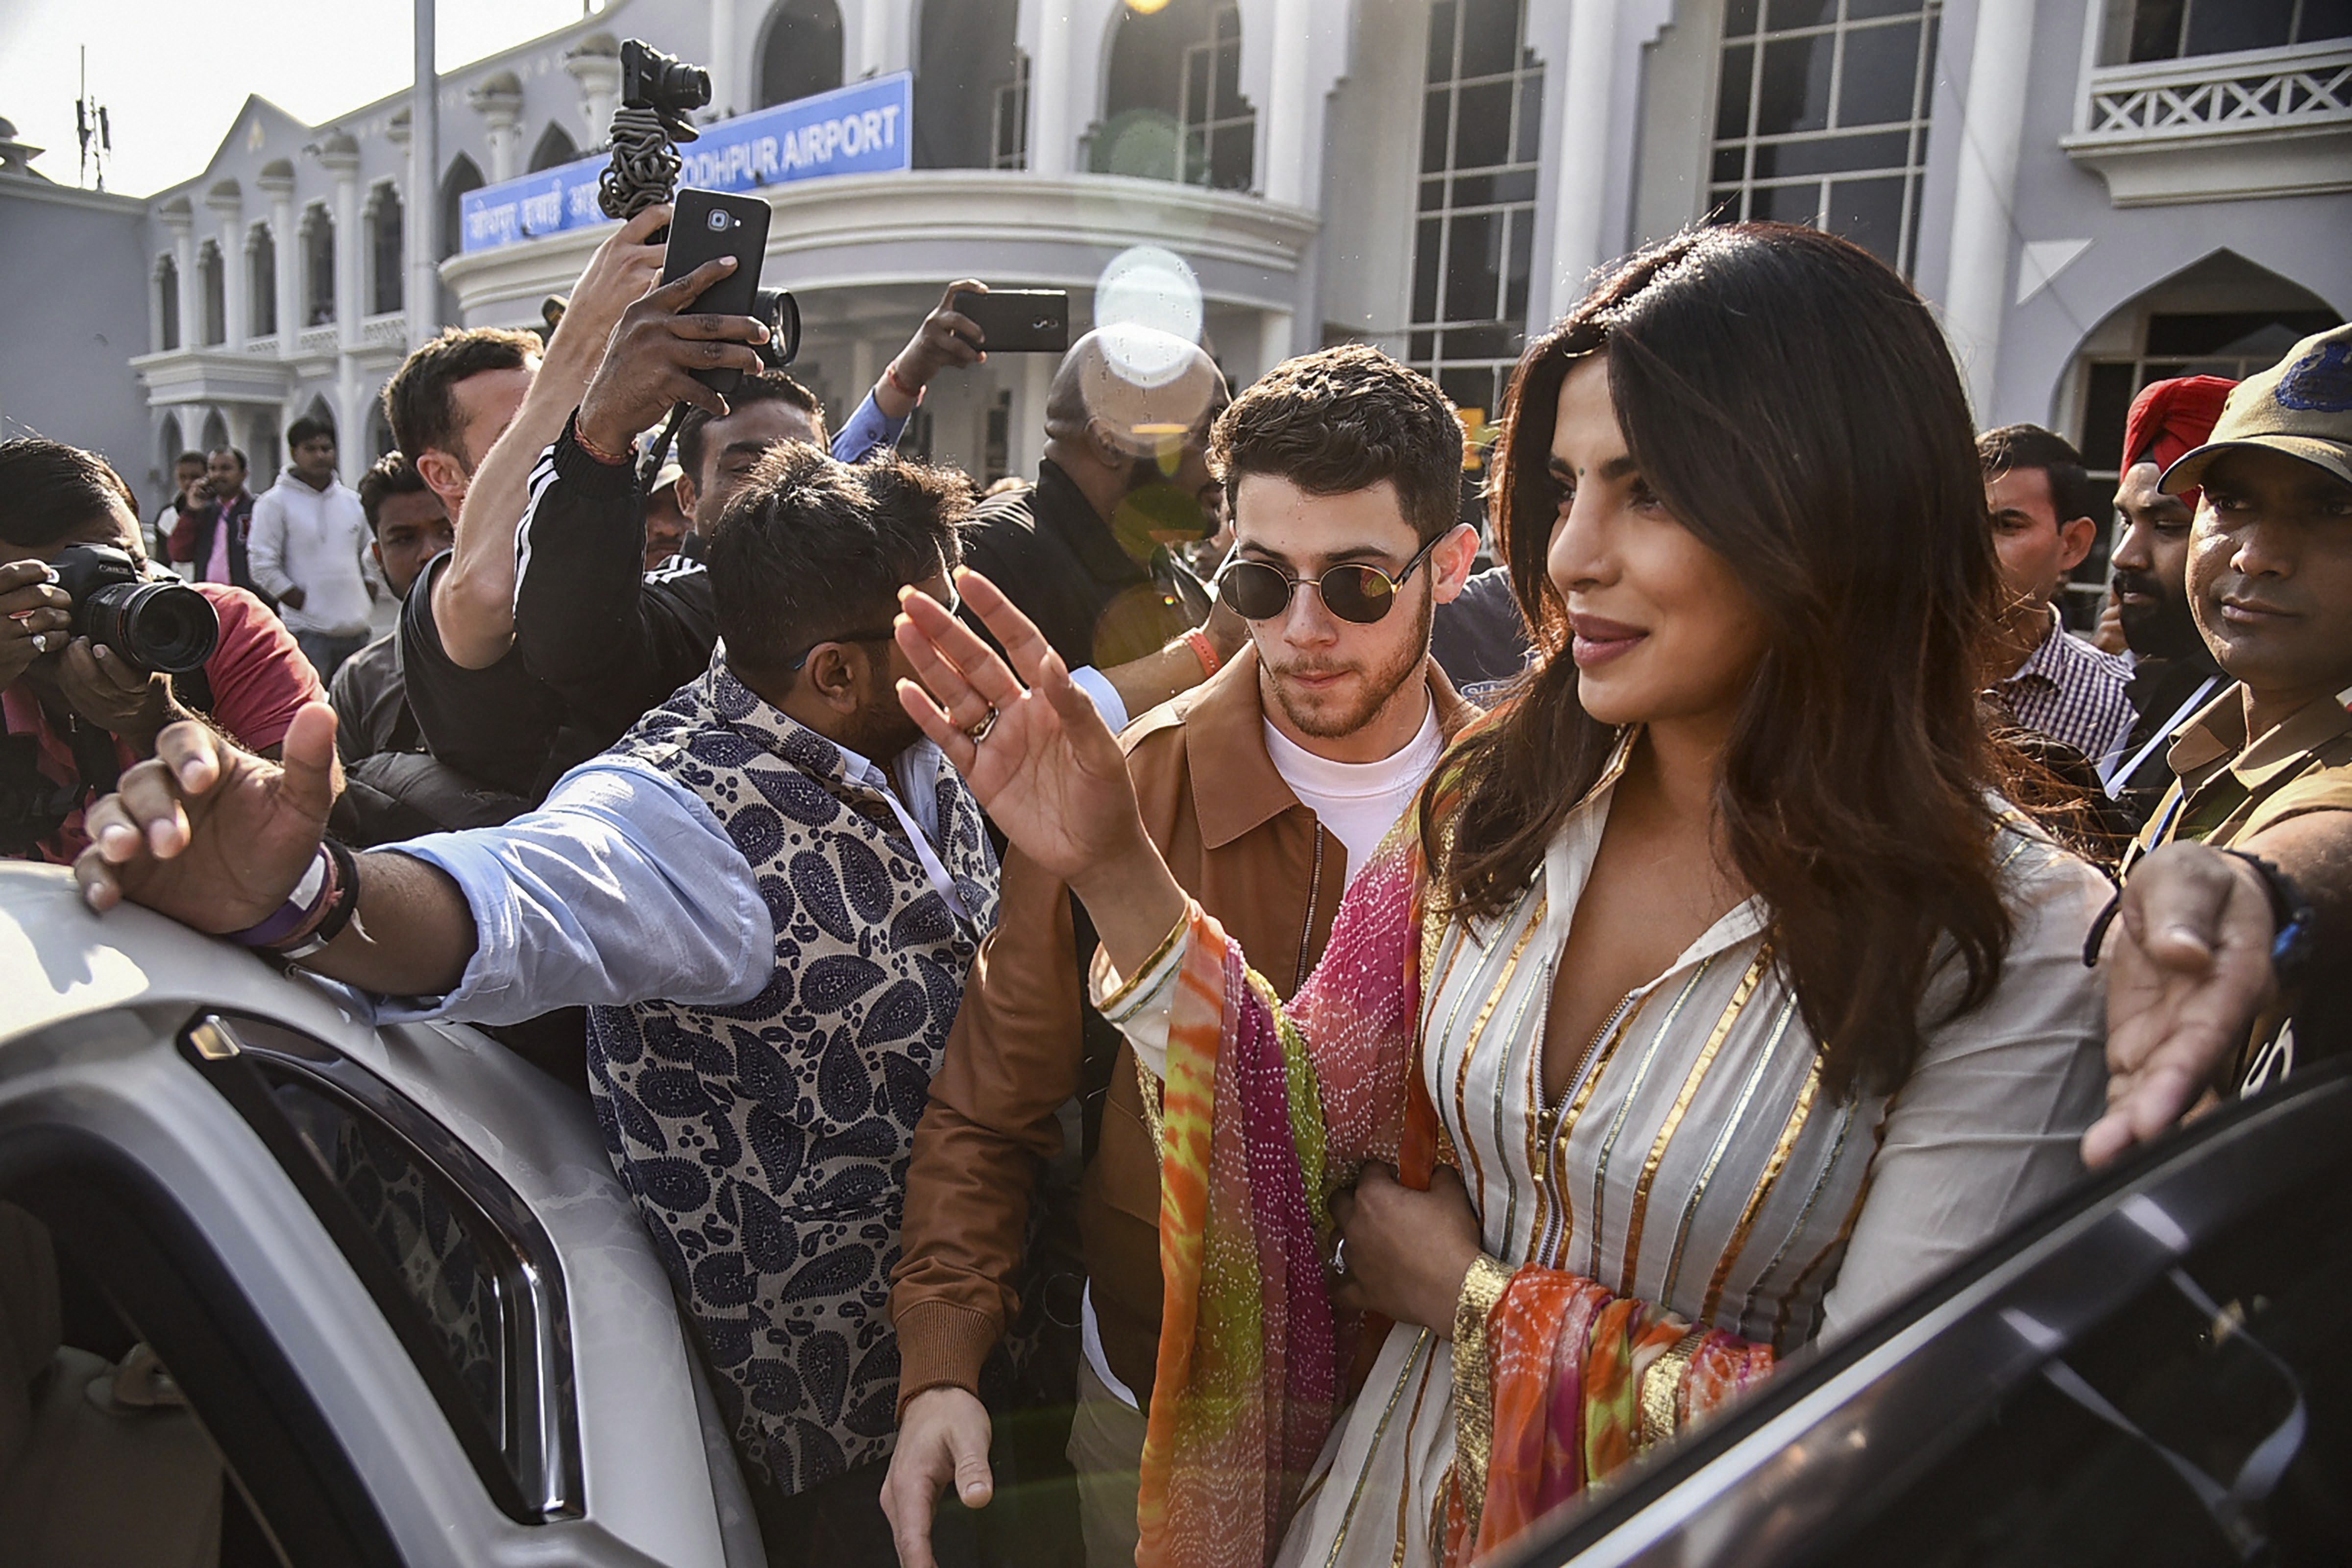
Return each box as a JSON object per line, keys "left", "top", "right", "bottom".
{"left": 891, "top": 224, "right": 2108, "bottom": 1568}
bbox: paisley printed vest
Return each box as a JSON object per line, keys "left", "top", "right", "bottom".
{"left": 589, "top": 661, "right": 998, "bottom": 1495}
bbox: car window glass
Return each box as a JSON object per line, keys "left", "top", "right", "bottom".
{"left": 1813, "top": 1148, "right": 2352, "bottom": 1566}
{"left": 261, "top": 1068, "right": 510, "bottom": 1450}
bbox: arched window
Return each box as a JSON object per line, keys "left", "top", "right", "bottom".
{"left": 248, "top": 223, "right": 277, "bottom": 338}
{"left": 758, "top": 0, "right": 844, "bottom": 110}
{"left": 1093, "top": 0, "right": 1254, "bottom": 190}
{"left": 200, "top": 409, "right": 231, "bottom": 454}
{"left": 300, "top": 204, "right": 335, "bottom": 327}
{"left": 158, "top": 414, "right": 184, "bottom": 479}
{"left": 197, "top": 241, "right": 226, "bottom": 346}
{"left": 528, "top": 122, "right": 579, "bottom": 173}
{"left": 367, "top": 184, "right": 404, "bottom": 315}
{"left": 441, "top": 153, "right": 484, "bottom": 261}
{"left": 914, "top": 0, "right": 1022, "bottom": 170}
{"left": 2060, "top": 249, "right": 2342, "bottom": 624}
{"left": 368, "top": 401, "right": 396, "bottom": 461}
{"left": 156, "top": 255, "right": 181, "bottom": 351}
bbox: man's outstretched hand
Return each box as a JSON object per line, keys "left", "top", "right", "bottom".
{"left": 881, "top": 1386, "right": 995, "bottom": 1568}
{"left": 2083, "top": 842, "right": 2277, "bottom": 1168}
{"left": 74, "top": 703, "right": 339, "bottom": 932}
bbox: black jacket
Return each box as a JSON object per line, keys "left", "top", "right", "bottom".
{"left": 959, "top": 461, "right": 1210, "bottom": 670}
{"left": 511, "top": 417, "right": 718, "bottom": 751}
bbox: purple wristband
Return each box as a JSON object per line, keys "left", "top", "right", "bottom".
{"left": 229, "top": 846, "right": 332, "bottom": 949}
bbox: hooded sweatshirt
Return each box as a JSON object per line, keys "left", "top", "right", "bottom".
{"left": 248, "top": 468, "right": 374, "bottom": 637}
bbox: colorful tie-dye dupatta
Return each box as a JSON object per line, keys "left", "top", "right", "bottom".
{"left": 1133, "top": 825, "right": 1779, "bottom": 1568}
{"left": 1137, "top": 830, "right": 1430, "bottom": 1568}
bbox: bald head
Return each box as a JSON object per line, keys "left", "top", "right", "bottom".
{"left": 1040, "top": 327, "right": 1228, "bottom": 541}
{"left": 1045, "top": 327, "right": 1226, "bottom": 454}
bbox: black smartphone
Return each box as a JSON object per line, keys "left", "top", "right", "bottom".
{"left": 660, "top": 188, "right": 772, "bottom": 394}
{"left": 950, "top": 289, "right": 1071, "bottom": 354}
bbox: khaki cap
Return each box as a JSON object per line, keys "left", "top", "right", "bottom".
{"left": 2161, "top": 320, "right": 2352, "bottom": 496}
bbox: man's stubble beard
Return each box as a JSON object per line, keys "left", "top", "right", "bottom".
{"left": 1264, "top": 588, "right": 1434, "bottom": 741}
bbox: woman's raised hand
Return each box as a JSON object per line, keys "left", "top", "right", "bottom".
{"left": 895, "top": 571, "right": 1189, "bottom": 956}
{"left": 893, "top": 569, "right": 1140, "bottom": 882}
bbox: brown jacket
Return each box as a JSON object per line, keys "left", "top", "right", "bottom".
{"left": 891, "top": 648, "right": 1479, "bottom": 1407}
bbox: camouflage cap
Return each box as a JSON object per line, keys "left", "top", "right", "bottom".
{"left": 2161, "top": 320, "right": 2352, "bottom": 497}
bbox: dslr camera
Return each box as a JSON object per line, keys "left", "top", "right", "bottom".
{"left": 49, "top": 544, "right": 220, "bottom": 675}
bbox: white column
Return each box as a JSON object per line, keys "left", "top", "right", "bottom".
{"left": 1262, "top": 0, "right": 1314, "bottom": 205}
{"left": 336, "top": 361, "right": 369, "bottom": 486}
{"left": 163, "top": 203, "right": 199, "bottom": 353}
{"left": 472, "top": 78, "right": 524, "bottom": 183}
{"left": 566, "top": 42, "right": 622, "bottom": 147}
{"left": 1029, "top": 0, "right": 1074, "bottom": 178}
{"left": 259, "top": 167, "right": 297, "bottom": 354}
{"left": 859, "top": 0, "right": 892, "bottom": 77}
{"left": 1544, "top": 0, "right": 1623, "bottom": 323}
{"left": 711, "top": 0, "right": 740, "bottom": 118}
{"left": 1943, "top": 0, "right": 2039, "bottom": 419}
{"left": 409, "top": 0, "right": 440, "bottom": 339}
{"left": 1257, "top": 309, "right": 1294, "bottom": 381}
{"left": 1016, "top": 353, "right": 1051, "bottom": 481}
{"left": 208, "top": 184, "right": 246, "bottom": 348}
{"left": 320, "top": 136, "right": 362, "bottom": 351}
{"left": 851, "top": 337, "right": 878, "bottom": 407}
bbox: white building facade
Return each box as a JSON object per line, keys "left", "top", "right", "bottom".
{"left": 44, "top": 0, "right": 2352, "bottom": 548}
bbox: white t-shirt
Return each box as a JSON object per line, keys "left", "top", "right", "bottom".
{"left": 1263, "top": 699, "right": 1447, "bottom": 887}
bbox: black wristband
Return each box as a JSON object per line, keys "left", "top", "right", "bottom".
{"left": 278, "top": 837, "right": 362, "bottom": 961}
{"left": 2218, "top": 848, "right": 2317, "bottom": 992}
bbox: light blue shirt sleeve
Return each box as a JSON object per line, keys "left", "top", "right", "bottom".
{"left": 829, "top": 390, "right": 908, "bottom": 465}
{"left": 1067, "top": 664, "right": 1130, "bottom": 734}
{"left": 368, "top": 756, "right": 773, "bottom": 1027}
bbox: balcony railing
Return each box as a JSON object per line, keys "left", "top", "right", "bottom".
{"left": 244, "top": 335, "right": 279, "bottom": 356}
{"left": 360, "top": 311, "right": 408, "bottom": 349}
{"left": 295, "top": 324, "right": 340, "bottom": 358}
{"left": 2065, "top": 42, "right": 2352, "bottom": 205}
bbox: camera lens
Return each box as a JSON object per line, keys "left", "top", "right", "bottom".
{"left": 707, "top": 209, "right": 734, "bottom": 231}
{"left": 80, "top": 580, "right": 220, "bottom": 674}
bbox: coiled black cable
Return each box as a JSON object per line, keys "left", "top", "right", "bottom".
{"left": 598, "top": 102, "right": 694, "bottom": 221}
{"left": 597, "top": 98, "right": 704, "bottom": 485}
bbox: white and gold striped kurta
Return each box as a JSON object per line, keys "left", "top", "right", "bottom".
{"left": 1102, "top": 748, "right": 2111, "bottom": 1568}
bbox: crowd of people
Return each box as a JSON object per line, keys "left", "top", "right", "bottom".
{"left": 5, "top": 211, "right": 2348, "bottom": 1568}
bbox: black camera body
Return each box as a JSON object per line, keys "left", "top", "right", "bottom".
{"left": 51, "top": 544, "right": 220, "bottom": 675}
{"left": 621, "top": 41, "right": 710, "bottom": 125}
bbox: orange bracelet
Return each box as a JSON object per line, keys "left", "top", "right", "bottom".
{"left": 1184, "top": 628, "right": 1221, "bottom": 679}
{"left": 573, "top": 420, "right": 631, "bottom": 467}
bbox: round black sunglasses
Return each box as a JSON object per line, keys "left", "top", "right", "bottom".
{"left": 1213, "top": 535, "right": 1442, "bottom": 625}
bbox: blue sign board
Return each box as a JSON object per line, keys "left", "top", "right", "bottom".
{"left": 460, "top": 72, "right": 913, "bottom": 254}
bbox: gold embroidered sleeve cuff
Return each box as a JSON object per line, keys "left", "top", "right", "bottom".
{"left": 1636, "top": 1326, "right": 1709, "bottom": 1454}
{"left": 1086, "top": 906, "right": 1194, "bottom": 1078}
{"left": 1448, "top": 1252, "right": 1515, "bottom": 1544}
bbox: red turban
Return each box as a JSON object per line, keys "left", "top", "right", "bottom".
{"left": 2123, "top": 374, "right": 2234, "bottom": 509}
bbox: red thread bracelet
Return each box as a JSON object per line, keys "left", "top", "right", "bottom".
{"left": 573, "top": 422, "right": 631, "bottom": 466}
{"left": 1184, "top": 629, "right": 1221, "bottom": 680}
{"left": 885, "top": 363, "right": 925, "bottom": 405}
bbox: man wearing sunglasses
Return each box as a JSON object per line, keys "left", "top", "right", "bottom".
{"left": 886, "top": 346, "right": 1484, "bottom": 1568}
